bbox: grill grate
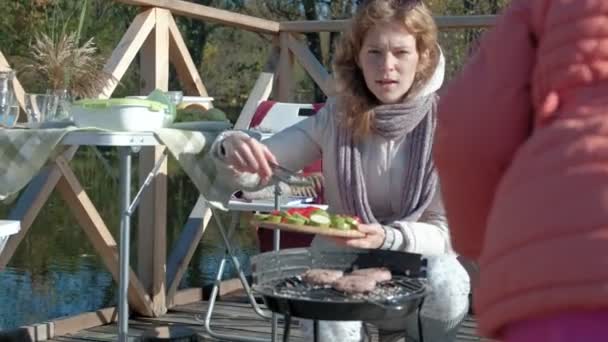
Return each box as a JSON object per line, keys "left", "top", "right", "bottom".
{"left": 266, "top": 274, "right": 426, "bottom": 304}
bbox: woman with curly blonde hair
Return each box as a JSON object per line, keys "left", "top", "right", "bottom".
{"left": 212, "top": 0, "right": 470, "bottom": 340}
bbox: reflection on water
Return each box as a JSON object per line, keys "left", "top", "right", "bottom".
{"left": 0, "top": 260, "right": 114, "bottom": 328}
{"left": 0, "top": 147, "right": 259, "bottom": 330}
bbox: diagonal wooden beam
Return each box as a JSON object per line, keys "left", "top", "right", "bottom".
{"left": 166, "top": 196, "right": 212, "bottom": 307}
{"left": 286, "top": 34, "right": 331, "bottom": 96}
{"left": 234, "top": 72, "right": 274, "bottom": 130}
{"left": 167, "top": 13, "right": 209, "bottom": 97}
{"left": 234, "top": 45, "right": 280, "bottom": 130}
{"left": 0, "top": 146, "right": 78, "bottom": 269}
{"left": 99, "top": 8, "right": 157, "bottom": 98}
{"left": 54, "top": 156, "right": 155, "bottom": 317}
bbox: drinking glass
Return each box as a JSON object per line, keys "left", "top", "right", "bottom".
{"left": 0, "top": 70, "right": 15, "bottom": 125}
{"left": 53, "top": 89, "right": 72, "bottom": 121}
{"left": 4, "top": 103, "right": 20, "bottom": 127}
{"left": 165, "top": 91, "right": 183, "bottom": 106}
{"left": 24, "top": 94, "right": 59, "bottom": 125}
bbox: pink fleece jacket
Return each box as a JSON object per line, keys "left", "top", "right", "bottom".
{"left": 434, "top": 0, "right": 608, "bottom": 338}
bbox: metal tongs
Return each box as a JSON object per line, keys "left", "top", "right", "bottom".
{"left": 270, "top": 163, "right": 314, "bottom": 187}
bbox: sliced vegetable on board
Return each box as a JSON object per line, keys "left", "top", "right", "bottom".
{"left": 253, "top": 206, "right": 360, "bottom": 230}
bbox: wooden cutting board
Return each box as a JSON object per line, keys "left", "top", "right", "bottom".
{"left": 251, "top": 220, "right": 366, "bottom": 238}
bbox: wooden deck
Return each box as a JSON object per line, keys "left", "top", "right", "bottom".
{"left": 44, "top": 299, "right": 493, "bottom": 341}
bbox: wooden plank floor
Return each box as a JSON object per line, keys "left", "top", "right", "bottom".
{"left": 49, "top": 300, "right": 494, "bottom": 341}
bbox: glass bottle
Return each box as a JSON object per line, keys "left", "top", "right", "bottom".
{"left": 0, "top": 70, "right": 16, "bottom": 126}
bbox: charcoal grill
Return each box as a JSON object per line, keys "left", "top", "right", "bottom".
{"left": 251, "top": 247, "right": 429, "bottom": 341}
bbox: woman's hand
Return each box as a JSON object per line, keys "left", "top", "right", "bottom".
{"left": 222, "top": 134, "right": 278, "bottom": 184}
{"left": 331, "top": 223, "right": 386, "bottom": 249}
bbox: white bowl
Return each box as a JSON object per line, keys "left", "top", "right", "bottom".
{"left": 72, "top": 98, "right": 171, "bottom": 131}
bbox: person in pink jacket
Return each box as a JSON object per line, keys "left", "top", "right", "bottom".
{"left": 434, "top": 0, "right": 608, "bottom": 341}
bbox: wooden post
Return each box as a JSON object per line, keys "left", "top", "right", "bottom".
{"left": 140, "top": 8, "right": 170, "bottom": 93}
{"left": 137, "top": 7, "right": 170, "bottom": 316}
{"left": 277, "top": 32, "right": 294, "bottom": 102}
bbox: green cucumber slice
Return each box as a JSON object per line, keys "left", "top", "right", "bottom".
{"left": 286, "top": 217, "right": 306, "bottom": 225}
{"left": 266, "top": 215, "right": 282, "bottom": 223}
{"left": 344, "top": 217, "right": 359, "bottom": 226}
{"left": 334, "top": 221, "right": 351, "bottom": 230}
{"left": 309, "top": 214, "right": 331, "bottom": 227}
{"left": 311, "top": 209, "right": 329, "bottom": 217}
{"left": 254, "top": 213, "right": 270, "bottom": 221}
{"left": 292, "top": 213, "right": 308, "bottom": 221}
{"left": 330, "top": 215, "right": 345, "bottom": 228}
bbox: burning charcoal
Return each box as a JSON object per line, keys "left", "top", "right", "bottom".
{"left": 350, "top": 267, "right": 392, "bottom": 283}
{"left": 302, "top": 269, "right": 344, "bottom": 285}
{"left": 333, "top": 275, "right": 377, "bottom": 293}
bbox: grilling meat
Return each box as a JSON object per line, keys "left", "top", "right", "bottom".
{"left": 302, "top": 269, "right": 344, "bottom": 285}
{"left": 350, "top": 267, "right": 392, "bottom": 283}
{"left": 333, "top": 275, "right": 377, "bottom": 293}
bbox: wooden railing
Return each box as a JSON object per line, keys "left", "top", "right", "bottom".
{"left": 1, "top": 0, "right": 496, "bottom": 119}
{"left": 0, "top": 0, "right": 496, "bottom": 328}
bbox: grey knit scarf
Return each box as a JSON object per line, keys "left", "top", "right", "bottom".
{"left": 336, "top": 94, "right": 438, "bottom": 224}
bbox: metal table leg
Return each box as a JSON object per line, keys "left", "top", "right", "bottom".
{"left": 116, "top": 147, "right": 166, "bottom": 342}
{"left": 201, "top": 210, "right": 273, "bottom": 342}
{"left": 118, "top": 147, "right": 131, "bottom": 342}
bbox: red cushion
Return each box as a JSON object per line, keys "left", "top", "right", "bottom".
{"left": 258, "top": 229, "right": 314, "bottom": 252}
{"left": 249, "top": 100, "right": 277, "bottom": 128}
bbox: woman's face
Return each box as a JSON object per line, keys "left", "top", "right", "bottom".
{"left": 358, "top": 20, "right": 420, "bottom": 104}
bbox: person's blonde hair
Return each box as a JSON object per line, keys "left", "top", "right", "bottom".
{"left": 333, "top": 0, "right": 439, "bottom": 138}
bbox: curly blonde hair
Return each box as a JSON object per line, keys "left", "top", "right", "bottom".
{"left": 333, "top": 0, "right": 439, "bottom": 138}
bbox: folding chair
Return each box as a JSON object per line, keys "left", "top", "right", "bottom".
{"left": 202, "top": 101, "right": 326, "bottom": 342}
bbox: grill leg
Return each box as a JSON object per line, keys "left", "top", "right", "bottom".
{"left": 282, "top": 315, "right": 292, "bottom": 342}
{"left": 314, "top": 320, "right": 319, "bottom": 342}
{"left": 417, "top": 298, "right": 425, "bottom": 342}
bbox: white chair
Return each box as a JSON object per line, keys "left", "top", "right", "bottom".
{"left": 249, "top": 101, "right": 317, "bottom": 133}
{"left": 0, "top": 220, "right": 20, "bottom": 255}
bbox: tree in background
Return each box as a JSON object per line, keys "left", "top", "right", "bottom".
{"left": 171, "top": 0, "right": 245, "bottom": 92}
{"left": 253, "top": 0, "right": 358, "bottom": 102}
{"left": 0, "top": 0, "right": 509, "bottom": 110}
{"left": 1, "top": 0, "right": 137, "bottom": 95}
